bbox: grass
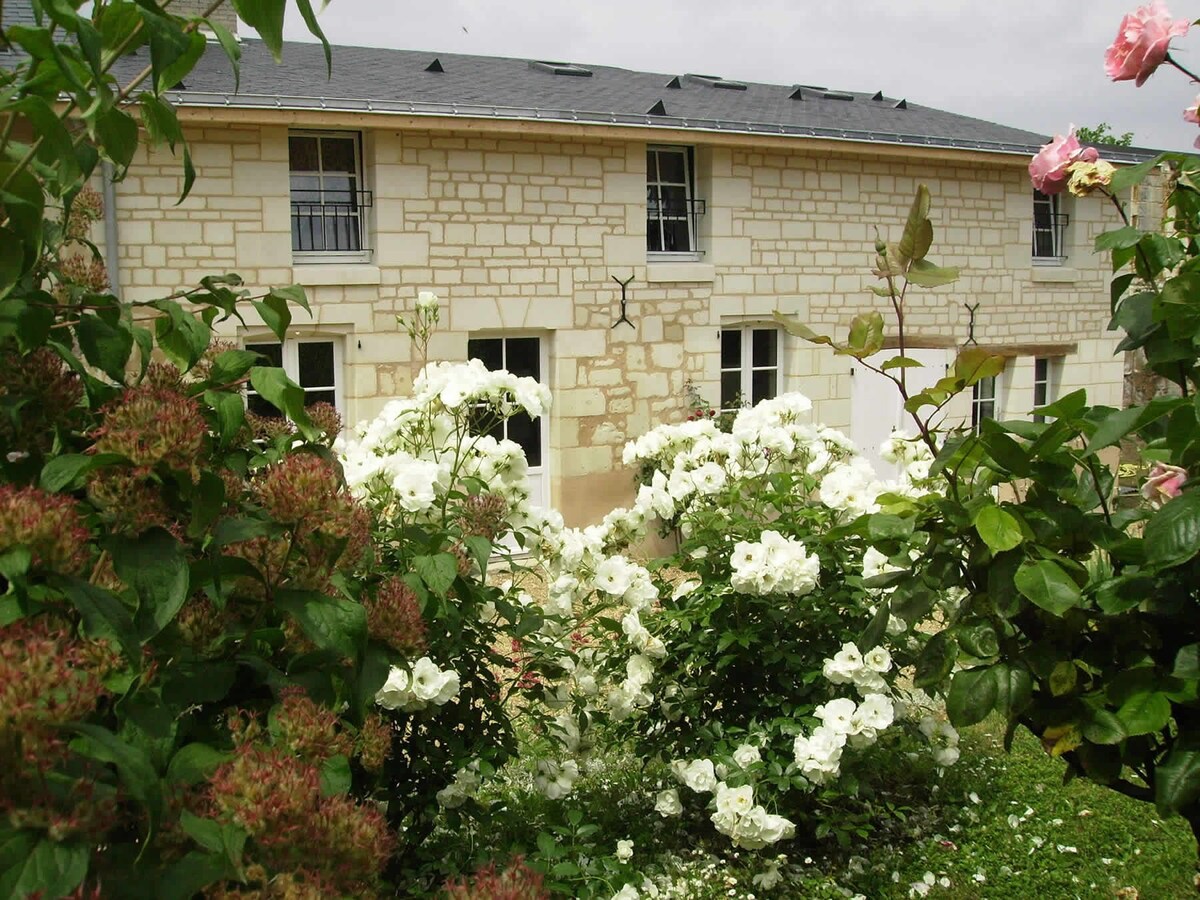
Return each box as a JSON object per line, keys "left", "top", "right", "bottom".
{"left": 412, "top": 718, "right": 1197, "bottom": 898}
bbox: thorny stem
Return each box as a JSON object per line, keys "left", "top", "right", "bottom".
{"left": 1166, "top": 52, "right": 1200, "bottom": 85}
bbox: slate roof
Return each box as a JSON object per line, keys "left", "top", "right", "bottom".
{"left": 121, "top": 39, "right": 1154, "bottom": 161}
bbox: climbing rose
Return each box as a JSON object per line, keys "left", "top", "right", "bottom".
{"left": 1029, "top": 129, "right": 1099, "bottom": 195}
{"left": 1142, "top": 462, "right": 1188, "bottom": 506}
{"left": 1105, "top": 1, "right": 1189, "bottom": 86}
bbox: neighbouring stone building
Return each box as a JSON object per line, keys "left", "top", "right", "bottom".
{"left": 78, "top": 17, "right": 1153, "bottom": 524}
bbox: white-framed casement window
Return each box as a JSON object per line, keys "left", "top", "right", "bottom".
{"left": 1032, "top": 189, "right": 1068, "bottom": 264}
{"left": 720, "top": 326, "right": 780, "bottom": 413}
{"left": 1032, "top": 356, "right": 1062, "bottom": 424}
{"left": 466, "top": 335, "right": 550, "bottom": 510}
{"left": 244, "top": 337, "right": 343, "bottom": 417}
{"left": 647, "top": 145, "right": 704, "bottom": 259}
{"left": 971, "top": 375, "right": 999, "bottom": 433}
{"left": 288, "top": 131, "right": 372, "bottom": 264}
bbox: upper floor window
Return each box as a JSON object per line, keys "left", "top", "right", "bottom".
{"left": 647, "top": 146, "right": 705, "bottom": 257}
{"left": 289, "top": 132, "right": 372, "bottom": 263}
{"left": 720, "top": 326, "right": 779, "bottom": 413}
{"left": 245, "top": 338, "right": 343, "bottom": 418}
{"left": 1032, "top": 190, "right": 1068, "bottom": 264}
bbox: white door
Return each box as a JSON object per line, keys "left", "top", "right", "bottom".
{"left": 466, "top": 335, "right": 550, "bottom": 509}
{"left": 850, "top": 348, "right": 948, "bottom": 477}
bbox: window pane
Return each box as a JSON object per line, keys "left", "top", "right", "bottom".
{"left": 975, "top": 377, "right": 995, "bottom": 401}
{"left": 655, "top": 150, "right": 686, "bottom": 184}
{"left": 320, "top": 137, "right": 357, "bottom": 174}
{"left": 661, "top": 218, "right": 691, "bottom": 252}
{"left": 646, "top": 150, "right": 658, "bottom": 181}
{"left": 289, "top": 174, "right": 321, "bottom": 201}
{"left": 505, "top": 338, "right": 540, "bottom": 380}
{"left": 752, "top": 329, "right": 778, "bottom": 367}
{"left": 751, "top": 369, "right": 777, "bottom": 404}
{"left": 304, "top": 389, "right": 336, "bottom": 407}
{"left": 298, "top": 342, "right": 335, "bottom": 388}
{"left": 721, "top": 329, "right": 741, "bottom": 368}
{"left": 721, "top": 371, "right": 741, "bottom": 410}
{"left": 289, "top": 136, "right": 319, "bottom": 171}
{"left": 246, "top": 342, "right": 283, "bottom": 368}
{"left": 468, "top": 338, "right": 503, "bottom": 371}
{"left": 507, "top": 413, "right": 541, "bottom": 467}
{"left": 321, "top": 175, "right": 355, "bottom": 205}
{"left": 247, "top": 393, "right": 282, "bottom": 418}
{"left": 659, "top": 185, "right": 687, "bottom": 217}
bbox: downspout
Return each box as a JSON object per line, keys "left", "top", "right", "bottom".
{"left": 101, "top": 161, "right": 120, "bottom": 293}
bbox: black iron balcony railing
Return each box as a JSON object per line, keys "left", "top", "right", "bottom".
{"left": 290, "top": 188, "right": 373, "bottom": 254}
{"left": 1032, "top": 210, "right": 1069, "bottom": 261}
{"left": 647, "top": 196, "right": 706, "bottom": 254}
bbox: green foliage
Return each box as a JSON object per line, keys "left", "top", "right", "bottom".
{"left": 1076, "top": 122, "right": 1136, "bottom": 147}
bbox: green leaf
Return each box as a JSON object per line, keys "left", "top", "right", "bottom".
{"left": 76, "top": 313, "right": 133, "bottom": 382}
{"left": 914, "top": 631, "right": 957, "bottom": 689}
{"left": 152, "top": 300, "right": 212, "bottom": 372}
{"left": 232, "top": 0, "right": 288, "bottom": 61}
{"left": 1145, "top": 488, "right": 1200, "bottom": 568}
{"left": 293, "top": 0, "right": 332, "bottom": 75}
{"left": 39, "top": 452, "right": 124, "bottom": 493}
{"left": 69, "top": 723, "right": 163, "bottom": 840}
{"left": 207, "top": 349, "right": 261, "bottom": 385}
{"left": 1034, "top": 388, "right": 1087, "bottom": 422}
{"left": 141, "top": 7, "right": 206, "bottom": 94}
{"left": 250, "top": 293, "right": 292, "bottom": 342}
{"left": 957, "top": 622, "right": 1000, "bottom": 659}
{"left": 1082, "top": 709, "right": 1126, "bottom": 745}
{"left": 1155, "top": 747, "right": 1200, "bottom": 815}
{"left": 1174, "top": 644, "right": 1200, "bottom": 680}
{"left": 973, "top": 505, "right": 1024, "bottom": 552}
{"left": 844, "top": 311, "right": 884, "bottom": 358}
{"left": 205, "top": 390, "right": 247, "bottom": 451}
{"left": 1014, "top": 559, "right": 1080, "bottom": 616}
{"left": 946, "top": 666, "right": 998, "bottom": 727}
{"left": 268, "top": 283, "right": 312, "bottom": 314}
{"left": 1110, "top": 154, "right": 1164, "bottom": 193}
{"left": 1116, "top": 691, "right": 1172, "bottom": 736}
{"left": 275, "top": 589, "right": 366, "bottom": 660}
{"left": 319, "top": 754, "right": 352, "bottom": 796}
{"left": 953, "top": 347, "right": 1005, "bottom": 386}
{"left": 94, "top": 107, "right": 139, "bottom": 175}
{"left": 179, "top": 810, "right": 246, "bottom": 873}
{"left": 112, "top": 528, "right": 189, "bottom": 640}
{"left": 206, "top": 18, "right": 243, "bottom": 92}
{"left": 858, "top": 602, "right": 890, "bottom": 655}
{"left": 166, "top": 743, "right": 230, "bottom": 786}
{"left": 772, "top": 311, "right": 833, "bottom": 346}
{"left": 897, "top": 184, "right": 931, "bottom": 264}
{"left": 880, "top": 355, "right": 924, "bottom": 371}
{"left": 55, "top": 575, "right": 140, "bottom": 662}
{"left": 0, "top": 838, "right": 88, "bottom": 900}
{"left": 159, "top": 850, "right": 236, "bottom": 900}
{"left": 1095, "top": 225, "right": 1144, "bottom": 252}
{"left": 414, "top": 553, "right": 459, "bottom": 597}
{"left": 1085, "top": 397, "right": 1182, "bottom": 453}
{"left": 248, "top": 367, "right": 316, "bottom": 439}
{"left": 905, "top": 258, "right": 960, "bottom": 288}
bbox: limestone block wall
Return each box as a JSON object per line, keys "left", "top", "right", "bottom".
{"left": 104, "top": 119, "right": 1124, "bottom": 525}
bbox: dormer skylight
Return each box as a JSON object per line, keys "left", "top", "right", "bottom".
{"left": 530, "top": 60, "right": 593, "bottom": 77}
{"left": 683, "top": 73, "right": 747, "bottom": 90}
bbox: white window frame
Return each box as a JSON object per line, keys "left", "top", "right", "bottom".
{"left": 1032, "top": 356, "right": 1062, "bottom": 424}
{"left": 243, "top": 336, "right": 345, "bottom": 417}
{"left": 971, "top": 374, "right": 999, "bottom": 433}
{"left": 647, "top": 145, "right": 703, "bottom": 261}
{"left": 1032, "top": 189, "right": 1068, "bottom": 265}
{"left": 289, "top": 130, "right": 371, "bottom": 265}
{"left": 720, "top": 326, "right": 781, "bottom": 414}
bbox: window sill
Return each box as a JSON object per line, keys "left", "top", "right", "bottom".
{"left": 290, "top": 263, "right": 382, "bottom": 286}
{"left": 1029, "top": 265, "right": 1080, "bottom": 284}
{"left": 645, "top": 261, "right": 716, "bottom": 283}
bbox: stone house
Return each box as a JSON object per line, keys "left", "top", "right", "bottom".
{"left": 74, "top": 7, "right": 1150, "bottom": 524}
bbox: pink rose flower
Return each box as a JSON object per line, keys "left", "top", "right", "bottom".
{"left": 1029, "top": 129, "right": 1100, "bottom": 195}
{"left": 1141, "top": 461, "right": 1188, "bottom": 506}
{"left": 1105, "top": 1, "right": 1190, "bottom": 86}
{"left": 1185, "top": 95, "right": 1200, "bottom": 148}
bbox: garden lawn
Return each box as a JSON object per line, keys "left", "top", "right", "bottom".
{"left": 417, "top": 716, "right": 1197, "bottom": 898}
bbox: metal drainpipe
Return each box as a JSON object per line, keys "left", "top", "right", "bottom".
{"left": 101, "top": 161, "right": 120, "bottom": 293}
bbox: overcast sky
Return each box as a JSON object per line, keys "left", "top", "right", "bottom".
{"left": 270, "top": 1, "right": 1200, "bottom": 152}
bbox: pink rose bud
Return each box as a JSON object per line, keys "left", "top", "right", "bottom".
{"left": 1141, "top": 461, "right": 1188, "bottom": 506}
{"left": 1185, "top": 95, "right": 1200, "bottom": 148}
{"left": 1029, "top": 128, "right": 1100, "bottom": 195}
{"left": 1105, "top": 1, "right": 1190, "bottom": 86}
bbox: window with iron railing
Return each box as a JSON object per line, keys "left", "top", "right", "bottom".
{"left": 289, "top": 132, "right": 372, "bottom": 263}
{"left": 647, "top": 146, "right": 705, "bottom": 257}
{"left": 1032, "top": 189, "right": 1068, "bottom": 263}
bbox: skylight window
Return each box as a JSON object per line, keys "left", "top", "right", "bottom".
{"left": 529, "top": 60, "right": 593, "bottom": 77}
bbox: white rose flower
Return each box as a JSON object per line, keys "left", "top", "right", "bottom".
{"left": 374, "top": 666, "right": 412, "bottom": 711}
{"left": 654, "top": 788, "right": 682, "bottom": 817}
{"left": 680, "top": 758, "right": 718, "bottom": 793}
{"left": 732, "top": 743, "right": 762, "bottom": 768}
{"left": 864, "top": 645, "right": 893, "bottom": 673}
{"left": 615, "top": 839, "right": 634, "bottom": 862}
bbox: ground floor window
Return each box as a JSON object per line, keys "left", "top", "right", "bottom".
{"left": 720, "top": 326, "right": 780, "bottom": 413}
{"left": 1032, "top": 356, "right": 1062, "bottom": 423}
{"left": 244, "top": 338, "right": 341, "bottom": 418}
{"left": 467, "top": 335, "right": 544, "bottom": 468}
{"left": 971, "top": 375, "right": 998, "bottom": 432}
